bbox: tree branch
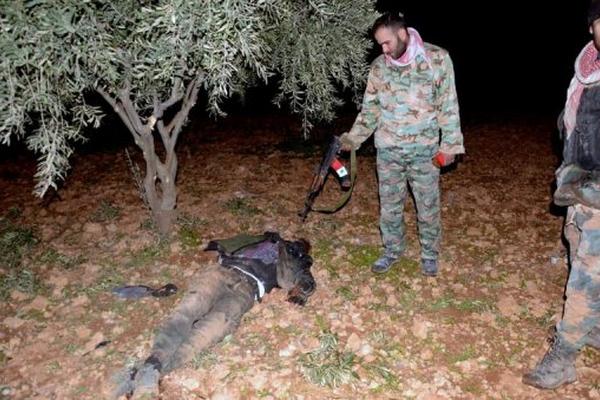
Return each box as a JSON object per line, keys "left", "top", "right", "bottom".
{"left": 96, "top": 87, "right": 141, "bottom": 145}
{"left": 117, "top": 80, "right": 146, "bottom": 135}
{"left": 165, "top": 75, "right": 202, "bottom": 153}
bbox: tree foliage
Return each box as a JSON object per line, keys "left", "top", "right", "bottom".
{"left": 1, "top": 0, "right": 375, "bottom": 200}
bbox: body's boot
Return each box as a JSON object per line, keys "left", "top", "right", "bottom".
{"left": 522, "top": 336, "right": 578, "bottom": 390}
{"left": 130, "top": 356, "right": 161, "bottom": 399}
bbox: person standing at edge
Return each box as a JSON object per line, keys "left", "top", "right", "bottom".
{"left": 339, "top": 11, "right": 464, "bottom": 277}
{"left": 523, "top": 1, "right": 600, "bottom": 390}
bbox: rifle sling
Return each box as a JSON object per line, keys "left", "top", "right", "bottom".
{"left": 311, "top": 148, "right": 356, "bottom": 214}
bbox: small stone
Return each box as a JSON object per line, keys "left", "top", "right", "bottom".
{"left": 83, "top": 222, "right": 103, "bottom": 234}
{"left": 181, "top": 377, "right": 200, "bottom": 391}
{"left": 278, "top": 343, "right": 297, "bottom": 357}
{"left": 3, "top": 317, "right": 25, "bottom": 330}
{"left": 10, "top": 290, "right": 29, "bottom": 302}
{"left": 27, "top": 295, "right": 49, "bottom": 310}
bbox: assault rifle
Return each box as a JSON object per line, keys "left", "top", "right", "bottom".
{"left": 299, "top": 136, "right": 356, "bottom": 221}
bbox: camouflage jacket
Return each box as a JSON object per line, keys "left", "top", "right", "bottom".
{"left": 341, "top": 43, "right": 464, "bottom": 159}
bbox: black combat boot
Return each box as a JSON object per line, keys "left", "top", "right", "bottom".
{"left": 371, "top": 251, "right": 399, "bottom": 273}
{"left": 522, "top": 336, "right": 578, "bottom": 390}
{"left": 131, "top": 356, "right": 161, "bottom": 399}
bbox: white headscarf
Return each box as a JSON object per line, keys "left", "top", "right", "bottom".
{"left": 385, "top": 28, "right": 430, "bottom": 68}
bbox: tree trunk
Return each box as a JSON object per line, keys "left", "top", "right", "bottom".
{"left": 97, "top": 77, "right": 200, "bottom": 237}
{"left": 153, "top": 208, "right": 177, "bottom": 237}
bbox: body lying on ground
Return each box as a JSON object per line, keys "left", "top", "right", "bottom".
{"left": 113, "top": 232, "right": 316, "bottom": 399}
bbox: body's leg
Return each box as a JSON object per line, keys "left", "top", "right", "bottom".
{"left": 165, "top": 274, "right": 255, "bottom": 372}
{"left": 150, "top": 265, "right": 228, "bottom": 369}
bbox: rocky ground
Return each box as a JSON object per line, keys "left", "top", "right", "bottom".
{"left": 1, "top": 115, "right": 599, "bottom": 400}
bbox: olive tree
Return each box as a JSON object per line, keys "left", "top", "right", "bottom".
{"left": 0, "top": 0, "right": 375, "bottom": 234}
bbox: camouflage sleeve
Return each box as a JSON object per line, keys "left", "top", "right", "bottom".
{"left": 340, "top": 66, "right": 381, "bottom": 150}
{"left": 436, "top": 53, "right": 465, "bottom": 155}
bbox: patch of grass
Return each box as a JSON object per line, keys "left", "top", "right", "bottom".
{"left": 177, "top": 214, "right": 207, "bottom": 249}
{"left": 314, "top": 314, "right": 329, "bottom": 332}
{"left": 256, "top": 389, "right": 274, "bottom": 398}
{"left": 455, "top": 299, "right": 494, "bottom": 313}
{"left": 312, "top": 239, "right": 338, "bottom": 278}
{"left": 240, "top": 332, "right": 274, "bottom": 355}
{"left": 37, "top": 248, "right": 87, "bottom": 269}
{"left": 314, "top": 217, "right": 342, "bottom": 233}
{"left": 140, "top": 218, "right": 156, "bottom": 231}
{"left": 109, "top": 299, "right": 130, "bottom": 316}
{"left": 464, "top": 382, "right": 485, "bottom": 395}
{"left": 220, "top": 362, "right": 249, "bottom": 382}
{"left": 298, "top": 331, "right": 359, "bottom": 388}
{"left": 65, "top": 343, "right": 79, "bottom": 354}
{"left": 365, "top": 362, "right": 402, "bottom": 392}
{"left": 495, "top": 315, "right": 510, "bottom": 328}
{"left": 367, "top": 302, "right": 392, "bottom": 313}
{"left": 428, "top": 292, "right": 493, "bottom": 313}
{"left": 502, "top": 342, "right": 526, "bottom": 367}
{"left": 347, "top": 244, "right": 380, "bottom": 268}
{"left": 448, "top": 344, "right": 477, "bottom": 364}
{"left": 21, "top": 308, "right": 46, "bottom": 322}
{"left": 72, "top": 386, "right": 88, "bottom": 395}
{"left": 398, "top": 287, "right": 418, "bottom": 308}
{"left": 370, "top": 330, "right": 387, "bottom": 342}
{"left": 335, "top": 286, "right": 357, "bottom": 301}
{"left": 223, "top": 198, "right": 260, "bottom": 217}
{"left": 0, "top": 212, "right": 37, "bottom": 270}
{"left": 91, "top": 200, "right": 121, "bottom": 222}
{"left": 516, "top": 305, "right": 554, "bottom": 331}
{"left": 126, "top": 242, "right": 168, "bottom": 268}
{"left": 481, "top": 270, "right": 509, "bottom": 289}
{"left": 430, "top": 295, "right": 453, "bottom": 311}
{"left": 83, "top": 268, "right": 125, "bottom": 296}
{"left": 0, "top": 269, "right": 45, "bottom": 300}
{"left": 191, "top": 350, "right": 219, "bottom": 370}
{"left": 6, "top": 206, "right": 22, "bottom": 219}
{"left": 46, "top": 360, "right": 61, "bottom": 373}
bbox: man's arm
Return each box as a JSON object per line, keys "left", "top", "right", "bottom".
{"left": 340, "top": 65, "right": 381, "bottom": 150}
{"left": 435, "top": 52, "right": 465, "bottom": 156}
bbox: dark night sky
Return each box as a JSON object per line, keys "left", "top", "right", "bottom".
{"left": 375, "top": 1, "right": 593, "bottom": 119}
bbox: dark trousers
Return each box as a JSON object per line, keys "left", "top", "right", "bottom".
{"left": 150, "top": 264, "right": 255, "bottom": 372}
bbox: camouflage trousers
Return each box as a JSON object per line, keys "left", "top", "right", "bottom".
{"left": 557, "top": 204, "right": 600, "bottom": 349}
{"left": 376, "top": 148, "right": 441, "bottom": 260}
{"left": 150, "top": 264, "right": 255, "bottom": 372}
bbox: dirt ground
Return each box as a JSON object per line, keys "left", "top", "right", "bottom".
{"left": 1, "top": 114, "right": 599, "bottom": 400}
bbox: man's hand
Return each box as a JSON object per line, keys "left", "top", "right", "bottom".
{"left": 432, "top": 152, "right": 456, "bottom": 168}
{"left": 338, "top": 133, "right": 353, "bottom": 153}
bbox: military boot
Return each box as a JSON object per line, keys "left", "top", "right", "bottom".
{"left": 421, "top": 259, "right": 438, "bottom": 277}
{"left": 131, "top": 356, "right": 161, "bottom": 399}
{"left": 585, "top": 327, "right": 600, "bottom": 349}
{"left": 522, "top": 336, "right": 578, "bottom": 390}
{"left": 371, "top": 251, "right": 399, "bottom": 273}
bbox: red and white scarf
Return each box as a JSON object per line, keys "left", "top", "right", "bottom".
{"left": 385, "top": 28, "right": 431, "bottom": 69}
{"left": 564, "top": 41, "right": 600, "bottom": 137}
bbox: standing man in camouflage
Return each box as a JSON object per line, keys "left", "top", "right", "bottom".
{"left": 523, "top": 1, "right": 600, "bottom": 390}
{"left": 340, "top": 12, "right": 464, "bottom": 276}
